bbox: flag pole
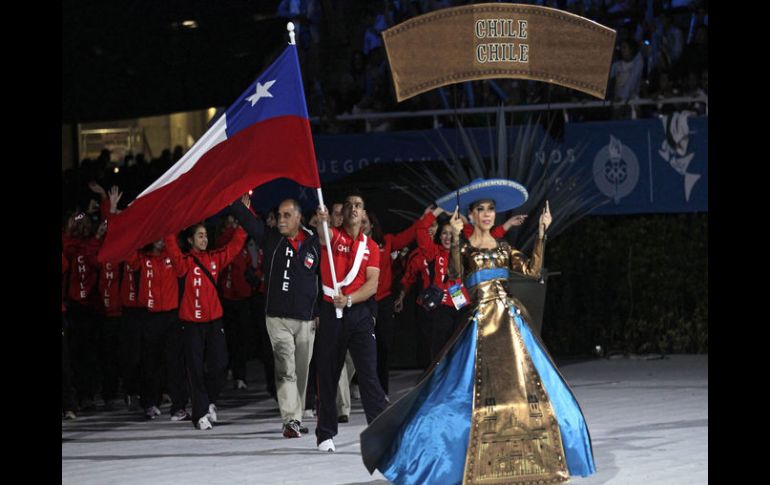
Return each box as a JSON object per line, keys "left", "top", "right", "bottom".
{"left": 287, "top": 22, "right": 343, "bottom": 319}
{"left": 316, "top": 188, "right": 343, "bottom": 319}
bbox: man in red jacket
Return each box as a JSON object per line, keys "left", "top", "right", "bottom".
{"left": 314, "top": 192, "right": 388, "bottom": 452}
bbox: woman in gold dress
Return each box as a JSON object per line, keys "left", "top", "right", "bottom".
{"left": 361, "top": 179, "right": 595, "bottom": 484}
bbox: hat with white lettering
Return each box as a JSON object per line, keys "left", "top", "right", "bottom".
{"left": 435, "top": 178, "right": 528, "bottom": 213}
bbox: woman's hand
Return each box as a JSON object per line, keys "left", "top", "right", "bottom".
{"left": 450, "top": 206, "right": 463, "bottom": 237}
{"left": 502, "top": 214, "right": 527, "bottom": 231}
{"left": 539, "top": 200, "right": 552, "bottom": 237}
{"left": 108, "top": 185, "right": 123, "bottom": 213}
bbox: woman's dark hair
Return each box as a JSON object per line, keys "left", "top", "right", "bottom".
{"left": 434, "top": 214, "right": 451, "bottom": 244}
{"left": 344, "top": 188, "right": 366, "bottom": 207}
{"left": 66, "top": 212, "right": 94, "bottom": 239}
{"left": 468, "top": 199, "right": 496, "bottom": 212}
{"left": 180, "top": 222, "right": 207, "bottom": 252}
{"left": 186, "top": 222, "right": 207, "bottom": 239}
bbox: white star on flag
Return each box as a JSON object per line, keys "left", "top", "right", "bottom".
{"left": 246, "top": 80, "right": 276, "bottom": 106}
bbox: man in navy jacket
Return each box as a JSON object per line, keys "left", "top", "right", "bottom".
{"left": 230, "top": 198, "right": 320, "bottom": 438}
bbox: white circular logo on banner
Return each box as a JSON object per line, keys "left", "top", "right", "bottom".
{"left": 593, "top": 135, "right": 639, "bottom": 204}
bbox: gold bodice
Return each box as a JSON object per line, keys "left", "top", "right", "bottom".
{"left": 449, "top": 236, "right": 545, "bottom": 303}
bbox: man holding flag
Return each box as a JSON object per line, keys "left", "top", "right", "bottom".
{"left": 314, "top": 193, "right": 388, "bottom": 453}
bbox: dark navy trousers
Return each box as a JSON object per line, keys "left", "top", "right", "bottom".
{"left": 315, "top": 301, "right": 387, "bottom": 444}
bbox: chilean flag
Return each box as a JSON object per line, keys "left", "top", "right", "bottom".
{"left": 99, "top": 45, "right": 320, "bottom": 263}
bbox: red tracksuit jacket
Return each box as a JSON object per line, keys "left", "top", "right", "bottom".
{"left": 217, "top": 227, "right": 253, "bottom": 301}
{"left": 126, "top": 249, "right": 180, "bottom": 312}
{"left": 164, "top": 227, "right": 247, "bottom": 322}
{"left": 62, "top": 233, "right": 100, "bottom": 305}
{"left": 374, "top": 217, "right": 422, "bottom": 301}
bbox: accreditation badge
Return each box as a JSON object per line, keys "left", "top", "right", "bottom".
{"left": 448, "top": 279, "right": 470, "bottom": 310}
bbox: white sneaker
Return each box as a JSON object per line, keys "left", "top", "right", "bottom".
{"left": 196, "top": 415, "right": 213, "bottom": 430}
{"left": 317, "top": 439, "right": 335, "bottom": 452}
{"left": 236, "top": 379, "right": 248, "bottom": 390}
{"left": 303, "top": 408, "right": 315, "bottom": 419}
{"left": 207, "top": 403, "right": 218, "bottom": 423}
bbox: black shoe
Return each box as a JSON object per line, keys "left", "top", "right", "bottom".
{"left": 298, "top": 423, "right": 309, "bottom": 434}
{"left": 338, "top": 415, "right": 349, "bottom": 423}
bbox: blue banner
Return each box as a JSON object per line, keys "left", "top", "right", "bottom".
{"left": 567, "top": 115, "right": 707, "bottom": 214}
{"left": 249, "top": 114, "right": 707, "bottom": 215}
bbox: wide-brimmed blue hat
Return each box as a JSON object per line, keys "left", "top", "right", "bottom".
{"left": 435, "top": 178, "right": 528, "bottom": 213}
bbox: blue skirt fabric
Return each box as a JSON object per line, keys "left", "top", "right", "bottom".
{"left": 379, "top": 318, "right": 478, "bottom": 485}
{"left": 375, "top": 306, "right": 595, "bottom": 484}
{"left": 512, "top": 307, "right": 596, "bottom": 477}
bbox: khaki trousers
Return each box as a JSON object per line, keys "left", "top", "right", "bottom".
{"left": 265, "top": 316, "right": 316, "bottom": 423}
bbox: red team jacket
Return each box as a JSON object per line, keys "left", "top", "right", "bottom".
{"left": 400, "top": 247, "right": 429, "bottom": 304}
{"left": 62, "top": 233, "right": 101, "bottom": 305}
{"left": 125, "top": 249, "right": 180, "bottom": 312}
{"left": 374, "top": 217, "right": 421, "bottom": 301}
{"left": 217, "top": 227, "right": 253, "bottom": 301}
{"left": 96, "top": 198, "right": 124, "bottom": 316}
{"left": 320, "top": 226, "right": 380, "bottom": 303}
{"left": 97, "top": 260, "right": 123, "bottom": 316}
{"left": 416, "top": 213, "right": 455, "bottom": 307}
{"left": 164, "top": 227, "right": 247, "bottom": 322}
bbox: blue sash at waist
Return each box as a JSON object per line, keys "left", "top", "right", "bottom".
{"left": 464, "top": 268, "right": 509, "bottom": 288}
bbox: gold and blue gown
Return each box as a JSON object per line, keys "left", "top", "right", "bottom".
{"left": 361, "top": 235, "right": 595, "bottom": 484}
